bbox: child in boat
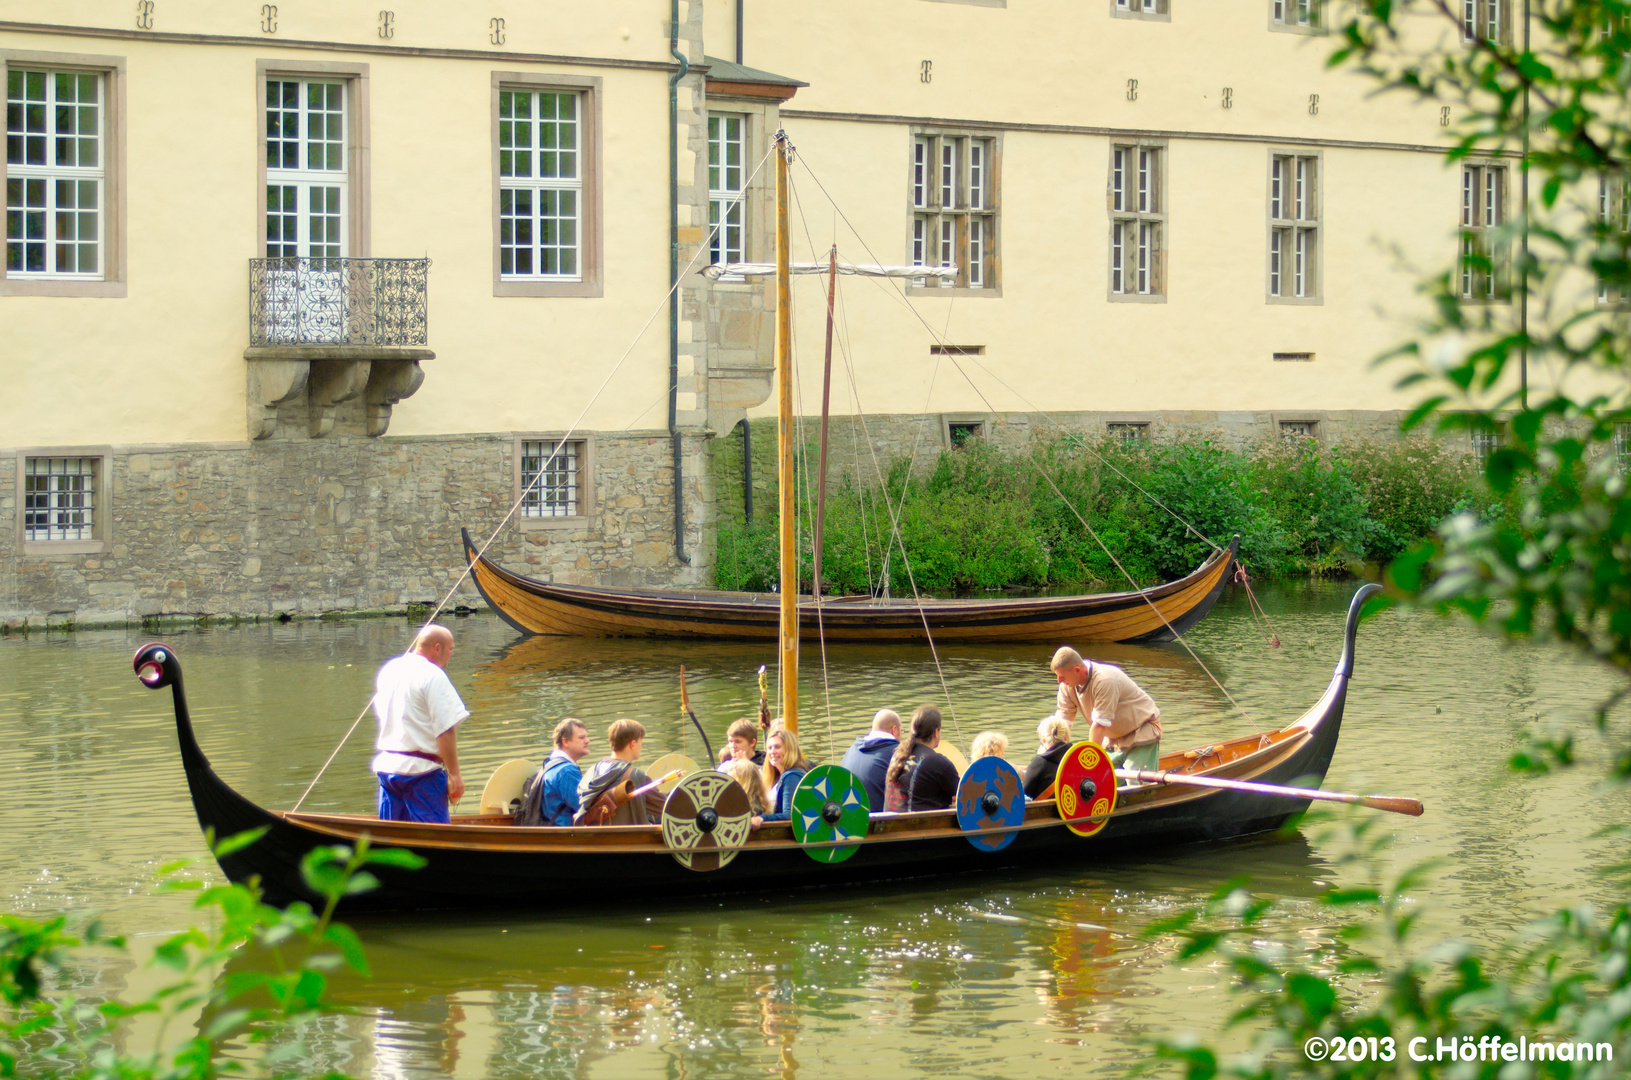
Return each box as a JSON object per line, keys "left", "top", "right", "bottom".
{"left": 575, "top": 719, "right": 665, "bottom": 826}
{"left": 723, "top": 757, "right": 771, "bottom": 815}
{"left": 717, "top": 717, "right": 767, "bottom": 766}
{"left": 970, "top": 730, "right": 1008, "bottom": 761}
{"left": 883, "top": 706, "right": 960, "bottom": 812}
{"left": 752, "top": 725, "right": 812, "bottom": 828}
{"left": 1022, "top": 716, "right": 1072, "bottom": 799}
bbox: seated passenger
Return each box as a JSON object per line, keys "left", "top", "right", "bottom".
{"left": 717, "top": 717, "right": 767, "bottom": 766}
{"left": 883, "top": 705, "right": 960, "bottom": 813}
{"left": 1022, "top": 716, "right": 1073, "bottom": 799}
{"left": 576, "top": 719, "right": 666, "bottom": 825}
{"left": 752, "top": 725, "right": 812, "bottom": 828}
{"left": 970, "top": 730, "right": 1009, "bottom": 761}
{"left": 839, "top": 709, "right": 901, "bottom": 811}
{"left": 516, "top": 718, "right": 590, "bottom": 826}
{"left": 723, "top": 757, "right": 771, "bottom": 816}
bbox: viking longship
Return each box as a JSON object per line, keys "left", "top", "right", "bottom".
{"left": 462, "top": 529, "right": 1238, "bottom": 644}
{"left": 148, "top": 131, "right": 1416, "bottom": 912}
{"left": 135, "top": 582, "right": 1394, "bottom": 912}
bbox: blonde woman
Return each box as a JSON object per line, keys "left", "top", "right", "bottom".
{"left": 753, "top": 725, "right": 812, "bottom": 827}
{"left": 1022, "top": 716, "right": 1073, "bottom": 799}
{"left": 723, "top": 757, "right": 771, "bottom": 815}
{"left": 970, "top": 731, "right": 1009, "bottom": 762}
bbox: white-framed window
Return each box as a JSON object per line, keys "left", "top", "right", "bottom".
{"left": 1598, "top": 174, "right": 1630, "bottom": 306}
{"left": 1471, "top": 428, "right": 1500, "bottom": 465}
{"left": 498, "top": 88, "right": 582, "bottom": 280}
{"left": 910, "top": 130, "right": 998, "bottom": 292}
{"left": 1460, "top": 163, "right": 1507, "bottom": 301}
{"left": 1113, "top": 0, "right": 1169, "bottom": 18}
{"left": 709, "top": 113, "right": 745, "bottom": 266}
{"left": 1110, "top": 143, "right": 1164, "bottom": 298}
{"left": 1269, "top": 152, "right": 1319, "bottom": 301}
{"left": 265, "top": 79, "right": 346, "bottom": 260}
{"left": 23, "top": 456, "right": 95, "bottom": 541}
{"left": 1270, "top": 0, "right": 1321, "bottom": 30}
{"left": 5, "top": 69, "right": 103, "bottom": 278}
{"left": 520, "top": 439, "right": 584, "bottom": 518}
{"left": 1461, "top": 0, "right": 1506, "bottom": 42}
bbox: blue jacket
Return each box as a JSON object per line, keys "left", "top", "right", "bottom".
{"left": 839, "top": 732, "right": 899, "bottom": 811}
{"left": 760, "top": 766, "right": 808, "bottom": 822}
{"left": 538, "top": 749, "right": 583, "bottom": 827}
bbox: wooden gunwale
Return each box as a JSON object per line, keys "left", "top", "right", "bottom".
{"left": 277, "top": 725, "right": 1314, "bottom": 855}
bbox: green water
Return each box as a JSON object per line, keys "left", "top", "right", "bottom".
{"left": 2, "top": 584, "right": 1626, "bottom": 1078}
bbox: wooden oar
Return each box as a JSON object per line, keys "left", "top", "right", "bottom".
{"left": 1116, "top": 770, "right": 1424, "bottom": 817}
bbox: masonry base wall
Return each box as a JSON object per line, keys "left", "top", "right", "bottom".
{"left": 0, "top": 431, "right": 711, "bottom": 627}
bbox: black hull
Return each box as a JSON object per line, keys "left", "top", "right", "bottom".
{"left": 140, "top": 585, "right": 1379, "bottom": 914}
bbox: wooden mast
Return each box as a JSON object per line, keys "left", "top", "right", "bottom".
{"left": 774, "top": 130, "right": 798, "bottom": 733}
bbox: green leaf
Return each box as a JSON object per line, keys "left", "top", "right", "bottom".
{"left": 322, "top": 924, "right": 372, "bottom": 977}
{"left": 212, "top": 828, "right": 269, "bottom": 859}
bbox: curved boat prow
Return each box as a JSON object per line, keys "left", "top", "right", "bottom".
{"left": 1336, "top": 583, "right": 1383, "bottom": 680}
{"left": 1283, "top": 582, "right": 1382, "bottom": 746}
{"left": 135, "top": 643, "right": 282, "bottom": 883}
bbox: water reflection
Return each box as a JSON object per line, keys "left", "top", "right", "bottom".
{"left": 3, "top": 583, "right": 1628, "bottom": 1079}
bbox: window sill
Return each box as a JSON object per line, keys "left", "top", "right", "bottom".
{"left": 21, "top": 539, "right": 108, "bottom": 556}
{"left": 1108, "top": 291, "right": 1167, "bottom": 304}
{"left": 495, "top": 278, "right": 603, "bottom": 298}
{"left": 1268, "top": 22, "right": 1326, "bottom": 35}
{"left": 0, "top": 277, "right": 127, "bottom": 298}
{"left": 518, "top": 515, "right": 593, "bottom": 532}
{"left": 1266, "top": 294, "right": 1324, "bottom": 306}
{"left": 905, "top": 284, "right": 1003, "bottom": 299}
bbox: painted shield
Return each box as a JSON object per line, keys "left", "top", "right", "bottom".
{"left": 1055, "top": 741, "right": 1118, "bottom": 838}
{"left": 955, "top": 756, "right": 1026, "bottom": 852}
{"left": 661, "top": 770, "right": 752, "bottom": 871}
{"left": 789, "top": 764, "right": 870, "bottom": 864}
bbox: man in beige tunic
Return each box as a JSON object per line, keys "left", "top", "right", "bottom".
{"left": 1049, "top": 646, "right": 1162, "bottom": 773}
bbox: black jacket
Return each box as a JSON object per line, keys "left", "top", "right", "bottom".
{"left": 1022, "top": 742, "right": 1072, "bottom": 799}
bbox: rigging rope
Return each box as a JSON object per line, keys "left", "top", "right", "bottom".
{"left": 790, "top": 154, "right": 1259, "bottom": 728}
{"left": 292, "top": 144, "right": 780, "bottom": 811}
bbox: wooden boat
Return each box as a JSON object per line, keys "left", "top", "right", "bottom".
{"left": 461, "top": 528, "right": 1239, "bottom": 644}
{"left": 135, "top": 583, "right": 1382, "bottom": 913}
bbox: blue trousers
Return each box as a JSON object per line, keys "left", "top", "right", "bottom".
{"left": 377, "top": 769, "right": 450, "bottom": 824}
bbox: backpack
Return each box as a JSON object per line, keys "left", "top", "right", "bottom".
{"left": 514, "top": 757, "right": 574, "bottom": 827}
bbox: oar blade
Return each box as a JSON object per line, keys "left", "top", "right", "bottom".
{"left": 1361, "top": 795, "right": 1424, "bottom": 817}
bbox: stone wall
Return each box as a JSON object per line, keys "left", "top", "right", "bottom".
{"left": 0, "top": 431, "right": 711, "bottom": 627}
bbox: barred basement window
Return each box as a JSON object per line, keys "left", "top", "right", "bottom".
{"left": 910, "top": 130, "right": 998, "bottom": 291}
{"left": 24, "top": 456, "right": 95, "bottom": 541}
{"left": 1471, "top": 429, "right": 1500, "bottom": 465}
{"left": 1615, "top": 422, "right": 1631, "bottom": 471}
{"left": 6, "top": 69, "right": 104, "bottom": 277}
{"left": 1269, "top": 152, "right": 1319, "bottom": 301}
{"left": 708, "top": 113, "right": 745, "bottom": 266}
{"left": 1110, "top": 143, "right": 1164, "bottom": 299}
{"left": 520, "top": 440, "right": 583, "bottom": 517}
{"left": 1107, "top": 422, "right": 1149, "bottom": 441}
{"left": 1460, "top": 163, "right": 1507, "bottom": 301}
{"left": 1280, "top": 420, "right": 1317, "bottom": 440}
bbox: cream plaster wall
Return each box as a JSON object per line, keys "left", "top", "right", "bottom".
{"left": 1, "top": 3, "right": 679, "bottom": 446}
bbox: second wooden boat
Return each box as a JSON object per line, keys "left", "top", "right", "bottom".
{"left": 461, "top": 528, "right": 1238, "bottom": 644}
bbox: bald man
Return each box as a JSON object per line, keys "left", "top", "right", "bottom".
{"left": 371, "top": 624, "right": 468, "bottom": 823}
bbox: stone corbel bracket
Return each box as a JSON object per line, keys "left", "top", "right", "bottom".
{"left": 244, "top": 347, "right": 434, "bottom": 439}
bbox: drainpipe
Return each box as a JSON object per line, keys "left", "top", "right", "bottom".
{"left": 735, "top": 0, "right": 744, "bottom": 64}
{"left": 739, "top": 417, "right": 754, "bottom": 524}
{"left": 669, "top": 0, "right": 691, "bottom": 565}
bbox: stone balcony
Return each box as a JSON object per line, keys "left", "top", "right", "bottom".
{"left": 243, "top": 257, "right": 434, "bottom": 439}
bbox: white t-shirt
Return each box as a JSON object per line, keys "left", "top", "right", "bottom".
{"left": 370, "top": 652, "right": 469, "bottom": 775}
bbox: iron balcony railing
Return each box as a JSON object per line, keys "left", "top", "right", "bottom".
{"left": 248, "top": 257, "right": 430, "bottom": 347}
